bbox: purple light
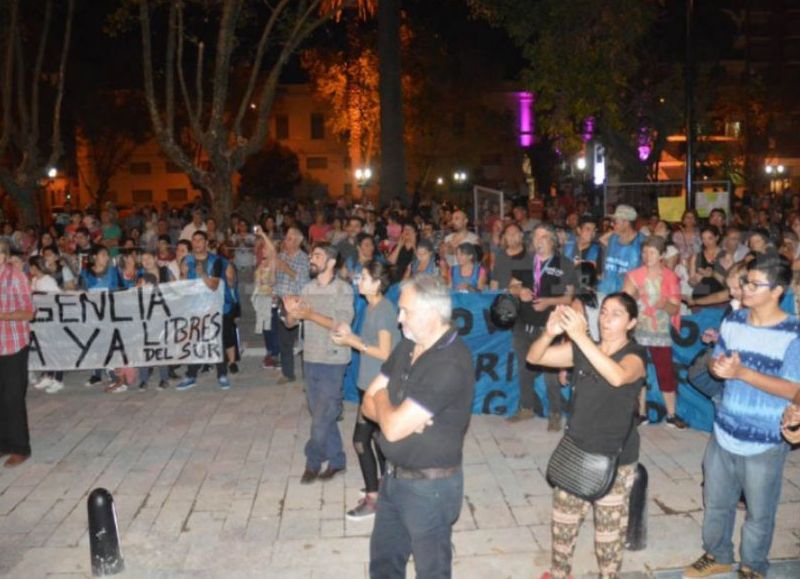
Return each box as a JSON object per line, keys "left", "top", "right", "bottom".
{"left": 518, "top": 92, "right": 534, "bottom": 147}
{"left": 638, "top": 127, "right": 652, "bottom": 161}
{"left": 582, "top": 117, "right": 595, "bottom": 142}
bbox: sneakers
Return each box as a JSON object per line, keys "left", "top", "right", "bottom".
{"left": 105, "top": 380, "right": 128, "bottom": 394}
{"left": 276, "top": 375, "right": 294, "bottom": 385}
{"left": 158, "top": 379, "right": 169, "bottom": 390}
{"left": 175, "top": 378, "right": 197, "bottom": 391}
{"left": 45, "top": 380, "right": 64, "bottom": 394}
{"left": 666, "top": 415, "right": 688, "bottom": 429}
{"left": 737, "top": 566, "right": 764, "bottom": 579}
{"left": 683, "top": 553, "right": 733, "bottom": 577}
{"left": 33, "top": 376, "right": 53, "bottom": 390}
{"left": 506, "top": 407, "right": 535, "bottom": 423}
{"left": 85, "top": 375, "right": 103, "bottom": 388}
{"left": 547, "top": 412, "right": 562, "bottom": 432}
{"left": 346, "top": 496, "right": 377, "bottom": 520}
{"left": 262, "top": 355, "right": 278, "bottom": 369}
{"left": 229, "top": 363, "right": 239, "bottom": 374}
{"left": 138, "top": 380, "right": 149, "bottom": 392}
{"left": 218, "top": 375, "right": 231, "bottom": 390}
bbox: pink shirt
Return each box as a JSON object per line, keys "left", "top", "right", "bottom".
{"left": 0, "top": 264, "right": 32, "bottom": 355}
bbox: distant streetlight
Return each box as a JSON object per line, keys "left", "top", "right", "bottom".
{"left": 766, "top": 165, "right": 774, "bottom": 175}
{"left": 354, "top": 167, "right": 373, "bottom": 198}
{"left": 777, "top": 165, "right": 785, "bottom": 174}
{"left": 453, "top": 171, "right": 467, "bottom": 184}
{"left": 576, "top": 157, "right": 587, "bottom": 171}
{"left": 436, "top": 176, "right": 444, "bottom": 186}
{"left": 47, "top": 167, "right": 57, "bottom": 179}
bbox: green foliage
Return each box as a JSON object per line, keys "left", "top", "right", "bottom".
{"left": 238, "top": 140, "right": 301, "bottom": 201}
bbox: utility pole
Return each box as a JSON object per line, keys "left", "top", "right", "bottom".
{"left": 685, "top": 0, "right": 695, "bottom": 209}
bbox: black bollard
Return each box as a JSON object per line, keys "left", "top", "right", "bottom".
{"left": 625, "top": 464, "right": 648, "bottom": 551}
{"left": 87, "top": 488, "right": 125, "bottom": 576}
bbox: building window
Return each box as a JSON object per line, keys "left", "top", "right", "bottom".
{"left": 725, "top": 121, "right": 742, "bottom": 138}
{"left": 132, "top": 189, "right": 153, "bottom": 204}
{"left": 306, "top": 156, "right": 328, "bottom": 170}
{"left": 167, "top": 188, "right": 188, "bottom": 203}
{"left": 276, "top": 114, "right": 289, "bottom": 140}
{"left": 343, "top": 156, "right": 352, "bottom": 169}
{"left": 165, "top": 161, "right": 183, "bottom": 173}
{"left": 129, "top": 162, "right": 152, "bottom": 175}
{"left": 310, "top": 113, "right": 325, "bottom": 140}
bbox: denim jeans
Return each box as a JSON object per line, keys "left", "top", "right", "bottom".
{"left": 370, "top": 470, "right": 464, "bottom": 579}
{"left": 702, "top": 433, "right": 789, "bottom": 574}
{"left": 303, "top": 362, "right": 347, "bottom": 471}
{"left": 138, "top": 365, "right": 170, "bottom": 384}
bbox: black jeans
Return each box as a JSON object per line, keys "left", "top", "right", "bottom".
{"left": 0, "top": 347, "right": 31, "bottom": 456}
{"left": 353, "top": 394, "right": 385, "bottom": 494}
{"left": 512, "top": 323, "right": 563, "bottom": 416}
{"left": 370, "top": 470, "right": 464, "bottom": 578}
{"left": 278, "top": 320, "right": 299, "bottom": 380}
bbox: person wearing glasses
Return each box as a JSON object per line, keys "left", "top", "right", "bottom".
{"left": 684, "top": 255, "right": 800, "bottom": 579}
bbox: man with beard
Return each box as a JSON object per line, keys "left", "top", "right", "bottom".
{"left": 284, "top": 243, "right": 354, "bottom": 483}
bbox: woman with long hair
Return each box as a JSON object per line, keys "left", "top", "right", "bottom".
{"left": 527, "top": 293, "right": 647, "bottom": 579}
{"left": 331, "top": 261, "right": 401, "bottom": 520}
{"left": 447, "top": 242, "right": 486, "bottom": 292}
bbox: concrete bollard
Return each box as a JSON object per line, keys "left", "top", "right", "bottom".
{"left": 87, "top": 488, "right": 125, "bottom": 576}
{"left": 625, "top": 463, "right": 648, "bottom": 551}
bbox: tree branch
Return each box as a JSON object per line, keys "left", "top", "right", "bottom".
{"left": 176, "top": 3, "right": 202, "bottom": 136}
{"left": 165, "top": 0, "right": 177, "bottom": 137}
{"left": 45, "top": 0, "right": 74, "bottom": 172}
{"left": 232, "top": 0, "right": 293, "bottom": 137}
{"left": 30, "top": 0, "right": 53, "bottom": 148}
{"left": 208, "top": 0, "right": 244, "bottom": 142}
{"left": 240, "top": 0, "right": 330, "bottom": 162}
{"left": 0, "top": 0, "right": 19, "bottom": 156}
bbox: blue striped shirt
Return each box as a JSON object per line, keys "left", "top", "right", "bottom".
{"left": 713, "top": 308, "right": 800, "bottom": 455}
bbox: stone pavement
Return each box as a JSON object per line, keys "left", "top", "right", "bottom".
{"left": 0, "top": 355, "right": 798, "bottom": 579}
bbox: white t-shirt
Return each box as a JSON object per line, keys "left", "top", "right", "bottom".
{"left": 180, "top": 222, "right": 207, "bottom": 241}
{"left": 32, "top": 275, "right": 60, "bottom": 292}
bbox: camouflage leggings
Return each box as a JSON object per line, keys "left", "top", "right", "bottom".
{"left": 550, "top": 463, "right": 636, "bottom": 579}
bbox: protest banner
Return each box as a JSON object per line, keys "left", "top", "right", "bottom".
{"left": 28, "top": 280, "right": 224, "bottom": 371}
{"left": 344, "top": 291, "right": 720, "bottom": 432}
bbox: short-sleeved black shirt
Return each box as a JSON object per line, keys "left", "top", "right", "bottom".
{"left": 377, "top": 328, "right": 475, "bottom": 469}
{"left": 514, "top": 253, "right": 577, "bottom": 328}
{"left": 567, "top": 340, "right": 646, "bottom": 465}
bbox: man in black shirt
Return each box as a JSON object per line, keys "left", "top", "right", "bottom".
{"left": 508, "top": 224, "right": 576, "bottom": 430}
{"left": 362, "top": 274, "right": 474, "bottom": 579}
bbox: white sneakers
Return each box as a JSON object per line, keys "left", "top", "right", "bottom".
{"left": 33, "top": 375, "right": 64, "bottom": 394}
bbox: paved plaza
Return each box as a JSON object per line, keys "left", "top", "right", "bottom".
{"left": 0, "top": 355, "right": 798, "bottom": 578}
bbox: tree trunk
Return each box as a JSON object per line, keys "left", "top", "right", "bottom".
{"left": 378, "top": 0, "right": 407, "bottom": 207}
{"left": 209, "top": 172, "right": 235, "bottom": 233}
{"left": 2, "top": 181, "right": 39, "bottom": 227}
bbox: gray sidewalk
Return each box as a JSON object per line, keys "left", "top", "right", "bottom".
{"left": 0, "top": 355, "right": 798, "bottom": 578}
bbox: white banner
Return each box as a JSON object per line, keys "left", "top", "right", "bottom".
{"left": 29, "top": 280, "right": 224, "bottom": 371}
{"left": 695, "top": 190, "right": 729, "bottom": 219}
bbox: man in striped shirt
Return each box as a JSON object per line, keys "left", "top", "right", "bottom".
{"left": 0, "top": 239, "right": 35, "bottom": 467}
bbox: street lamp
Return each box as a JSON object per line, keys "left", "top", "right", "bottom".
{"left": 453, "top": 171, "right": 467, "bottom": 184}
{"left": 47, "top": 167, "right": 57, "bottom": 179}
{"left": 575, "top": 157, "right": 587, "bottom": 171}
{"left": 354, "top": 167, "right": 372, "bottom": 199}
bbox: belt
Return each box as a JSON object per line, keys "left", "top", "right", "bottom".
{"left": 386, "top": 464, "right": 461, "bottom": 480}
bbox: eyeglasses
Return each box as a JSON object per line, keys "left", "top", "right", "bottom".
{"left": 741, "top": 278, "right": 773, "bottom": 292}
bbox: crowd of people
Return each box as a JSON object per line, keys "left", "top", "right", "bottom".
{"left": 1, "top": 190, "right": 800, "bottom": 578}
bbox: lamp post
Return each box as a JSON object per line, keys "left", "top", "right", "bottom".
{"left": 354, "top": 167, "right": 373, "bottom": 201}
{"left": 453, "top": 171, "right": 468, "bottom": 206}
{"left": 765, "top": 164, "right": 788, "bottom": 195}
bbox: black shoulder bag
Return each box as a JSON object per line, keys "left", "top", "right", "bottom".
{"left": 545, "top": 365, "right": 636, "bottom": 502}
